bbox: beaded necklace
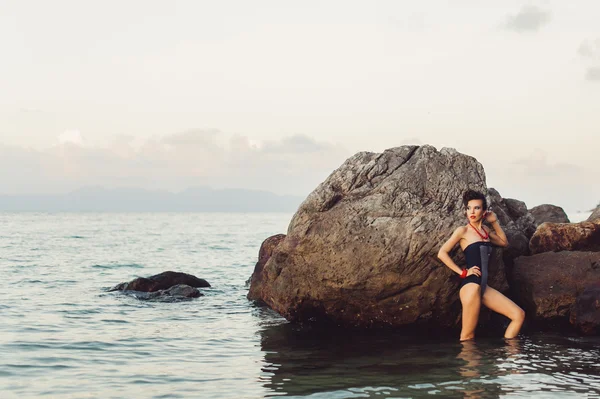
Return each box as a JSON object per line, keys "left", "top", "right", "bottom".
{"left": 469, "top": 222, "right": 489, "bottom": 240}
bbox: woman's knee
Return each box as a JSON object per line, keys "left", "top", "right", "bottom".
{"left": 513, "top": 307, "right": 525, "bottom": 323}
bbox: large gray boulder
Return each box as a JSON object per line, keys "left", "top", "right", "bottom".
{"left": 248, "top": 145, "right": 535, "bottom": 329}
{"left": 529, "top": 204, "right": 570, "bottom": 226}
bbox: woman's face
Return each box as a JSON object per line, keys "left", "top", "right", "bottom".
{"left": 466, "top": 199, "right": 485, "bottom": 222}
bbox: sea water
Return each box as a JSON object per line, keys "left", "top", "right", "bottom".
{"left": 0, "top": 212, "right": 598, "bottom": 398}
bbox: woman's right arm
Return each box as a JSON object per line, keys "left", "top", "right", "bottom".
{"left": 437, "top": 226, "right": 467, "bottom": 276}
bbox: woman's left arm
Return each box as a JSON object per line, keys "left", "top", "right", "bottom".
{"left": 485, "top": 211, "right": 509, "bottom": 247}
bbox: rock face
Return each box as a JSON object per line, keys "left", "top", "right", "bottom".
{"left": 529, "top": 220, "right": 600, "bottom": 254}
{"left": 529, "top": 204, "right": 570, "bottom": 226}
{"left": 247, "top": 145, "right": 534, "bottom": 328}
{"left": 109, "top": 271, "right": 211, "bottom": 292}
{"left": 588, "top": 205, "right": 600, "bottom": 222}
{"left": 248, "top": 234, "right": 286, "bottom": 298}
{"left": 511, "top": 251, "right": 600, "bottom": 328}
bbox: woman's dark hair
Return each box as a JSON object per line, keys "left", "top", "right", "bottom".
{"left": 463, "top": 189, "right": 487, "bottom": 210}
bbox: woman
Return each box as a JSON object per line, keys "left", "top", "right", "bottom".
{"left": 438, "top": 189, "right": 525, "bottom": 341}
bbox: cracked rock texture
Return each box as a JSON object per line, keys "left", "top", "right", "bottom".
{"left": 247, "top": 145, "right": 535, "bottom": 328}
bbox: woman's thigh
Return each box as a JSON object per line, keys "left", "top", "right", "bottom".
{"left": 482, "top": 286, "right": 522, "bottom": 319}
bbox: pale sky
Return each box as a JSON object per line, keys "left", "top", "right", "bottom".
{"left": 1, "top": 0, "right": 599, "bottom": 211}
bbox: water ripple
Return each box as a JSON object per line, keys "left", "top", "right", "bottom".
{"left": 2, "top": 213, "right": 600, "bottom": 399}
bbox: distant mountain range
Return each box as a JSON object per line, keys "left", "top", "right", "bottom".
{"left": 0, "top": 187, "right": 306, "bottom": 212}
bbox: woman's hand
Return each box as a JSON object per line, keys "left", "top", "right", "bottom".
{"left": 467, "top": 266, "right": 481, "bottom": 277}
{"left": 484, "top": 210, "right": 499, "bottom": 224}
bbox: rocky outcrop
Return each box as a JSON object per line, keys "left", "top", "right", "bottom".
{"left": 570, "top": 284, "right": 600, "bottom": 335}
{"left": 529, "top": 220, "right": 600, "bottom": 254}
{"left": 109, "top": 271, "right": 211, "bottom": 292}
{"left": 510, "top": 251, "right": 600, "bottom": 327}
{"left": 588, "top": 205, "right": 600, "bottom": 222}
{"left": 247, "top": 145, "right": 536, "bottom": 329}
{"left": 529, "top": 204, "right": 570, "bottom": 226}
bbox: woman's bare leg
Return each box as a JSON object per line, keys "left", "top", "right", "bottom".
{"left": 482, "top": 286, "right": 525, "bottom": 339}
{"left": 459, "top": 284, "right": 481, "bottom": 341}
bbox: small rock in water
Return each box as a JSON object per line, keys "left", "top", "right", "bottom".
{"left": 109, "top": 271, "right": 210, "bottom": 292}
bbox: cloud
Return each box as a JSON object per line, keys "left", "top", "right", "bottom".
{"left": 585, "top": 67, "right": 600, "bottom": 81}
{"left": 504, "top": 5, "right": 551, "bottom": 33}
{"left": 260, "top": 134, "right": 335, "bottom": 154}
{"left": 221, "top": 134, "right": 350, "bottom": 195}
{"left": 578, "top": 38, "right": 600, "bottom": 59}
{"left": 160, "top": 129, "right": 221, "bottom": 147}
{"left": 0, "top": 131, "right": 351, "bottom": 197}
{"left": 58, "top": 129, "right": 85, "bottom": 146}
{"left": 1, "top": 140, "right": 595, "bottom": 211}
{"left": 486, "top": 149, "right": 595, "bottom": 211}
{"left": 512, "top": 150, "right": 582, "bottom": 177}
{"left": 576, "top": 39, "right": 600, "bottom": 82}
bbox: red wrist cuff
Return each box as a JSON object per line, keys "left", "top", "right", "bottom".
{"left": 460, "top": 269, "right": 468, "bottom": 279}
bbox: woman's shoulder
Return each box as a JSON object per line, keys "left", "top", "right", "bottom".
{"left": 453, "top": 225, "right": 468, "bottom": 236}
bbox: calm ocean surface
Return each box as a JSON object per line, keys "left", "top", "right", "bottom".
{"left": 1, "top": 212, "right": 598, "bottom": 399}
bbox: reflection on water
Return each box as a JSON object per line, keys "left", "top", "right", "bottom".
{"left": 457, "top": 340, "right": 486, "bottom": 399}
{"left": 255, "top": 314, "right": 600, "bottom": 398}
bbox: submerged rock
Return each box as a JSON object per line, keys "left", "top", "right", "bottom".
{"left": 109, "top": 271, "right": 211, "bottom": 292}
{"left": 122, "top": 284, "right": 203, "bottom": 301}
{"left": 247, "top": 145, "right": 536, "bottom": 329}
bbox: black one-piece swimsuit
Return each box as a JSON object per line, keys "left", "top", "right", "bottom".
{"left": 460, "top": 241, "right": 493, "bottom": 295}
